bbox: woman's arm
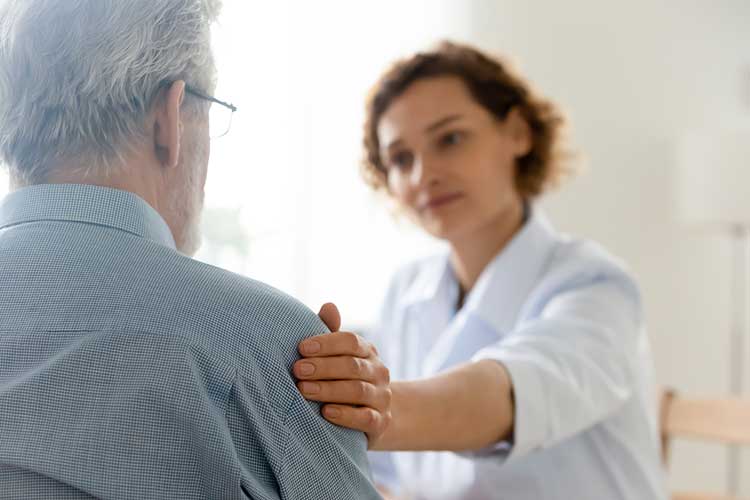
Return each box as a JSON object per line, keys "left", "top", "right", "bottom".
{"left": 376, "top": 360, "right": 513, "bottom": 451}
{"left": 301, "top": 271, "right": 642, "bottom": 454}
{"left": 297, "top": 304, "right": 514, "bottom": 451}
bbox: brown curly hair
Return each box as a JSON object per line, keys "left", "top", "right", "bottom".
{"left": 362, "top": 41, "right": 576, "bottom": 199}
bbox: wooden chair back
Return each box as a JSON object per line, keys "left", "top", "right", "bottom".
{"left": 660, "top": 388, "right": 750, "bottom": 500}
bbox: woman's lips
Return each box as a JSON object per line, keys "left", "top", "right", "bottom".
{"left": 420, "top": 192, "right": 464, "bottom": 211}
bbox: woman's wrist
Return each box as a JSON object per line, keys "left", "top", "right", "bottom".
{"left": 373, "top": 360, "right": 514, "bottom": 452}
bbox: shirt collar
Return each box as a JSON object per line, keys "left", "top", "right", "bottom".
{"left": 0, "top": 183, "right": 176, "bottom": 249}
{"left": 400, "top": 204, "right": 560, "bottom": 333}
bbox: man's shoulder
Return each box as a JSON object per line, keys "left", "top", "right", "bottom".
{"left": 115, "top": 249, "right": 326, "bottom": 405}
{"left": 152, "top": 252, "right": 326, "bottom": 346}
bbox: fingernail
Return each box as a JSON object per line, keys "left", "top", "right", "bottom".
{"left": 303, "top": 341, "right": 320, "bottom": 355}
{"left": 297, "top": 362, "right": 315, "bottom": 376}
{"left": 324, "top": 406, "right": 341, "bottom": 418}
{"left": 300, "top": 382, "right": 320, "bottom": 394}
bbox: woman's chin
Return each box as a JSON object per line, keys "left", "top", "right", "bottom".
{"left": 421, "top": 217, "right": 470, "bottom": 242}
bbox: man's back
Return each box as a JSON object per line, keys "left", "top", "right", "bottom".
{"left": 0, "top": 184, "right": 379, "bottom": 499}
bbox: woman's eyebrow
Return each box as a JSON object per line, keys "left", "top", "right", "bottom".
{"left": 425, "top": 114, "right": 463, "bottom": 133}
{"left": 382, "top": 114, "right": 464, "bottom": 153}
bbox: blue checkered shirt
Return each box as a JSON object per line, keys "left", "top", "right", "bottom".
{"left": 0, "top": 183, "right": 379, "bottom": 500}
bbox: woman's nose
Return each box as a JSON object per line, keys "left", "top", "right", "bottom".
{"left": 409, "top": 155, "right": 442, "bottom": 189}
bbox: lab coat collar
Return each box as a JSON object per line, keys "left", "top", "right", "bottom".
{"left": 464, "top": 206, "right": 560, "bottom": 334}
{"left": 400, "top": 205, "right": 560, "bottom": 333}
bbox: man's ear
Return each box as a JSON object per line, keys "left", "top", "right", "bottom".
{"left": 506, "top": 107, "right": 532, "bottom": 158}
{"left": 153, "top": 81, "right": 186, "bottom": 168}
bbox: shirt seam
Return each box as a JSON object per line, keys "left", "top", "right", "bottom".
{"left": 0, "top": 218, "right": 173, "bottom": 248}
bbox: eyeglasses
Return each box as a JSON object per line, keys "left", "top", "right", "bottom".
{"left": 184, "top": 84, "right": 238, "bottom": 139}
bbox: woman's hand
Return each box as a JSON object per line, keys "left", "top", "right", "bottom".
{"left": 294, "top": 303, "right": 392, "bottom": 448}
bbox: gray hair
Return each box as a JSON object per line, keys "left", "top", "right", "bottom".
{"left": 0, "top": 0, "right": 222, "bottom": 185}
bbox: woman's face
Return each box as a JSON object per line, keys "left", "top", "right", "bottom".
{"left": 378, "top": 76, "right": 530, "bottom": 242}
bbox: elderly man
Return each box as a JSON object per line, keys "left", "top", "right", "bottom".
{"left": 0, "top": 1, "right": 379, "bottom": 498}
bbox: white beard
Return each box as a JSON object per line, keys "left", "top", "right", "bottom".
{"left": 169, "top": 128, "right": 207, "bottom": 257}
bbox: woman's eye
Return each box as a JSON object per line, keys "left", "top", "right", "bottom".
{"left": 439, "top": 131, "right": 464, "bottom": 148}
{"left": 388, "top": 151, "right": 414, "bottom": 170}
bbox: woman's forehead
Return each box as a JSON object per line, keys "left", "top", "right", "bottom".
{"left": 378, "top": 76, "right": 482, "bottom": 146}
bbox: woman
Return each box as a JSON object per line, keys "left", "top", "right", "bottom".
{"left": 295, "top": 41, "right": 666, "bottom": 500}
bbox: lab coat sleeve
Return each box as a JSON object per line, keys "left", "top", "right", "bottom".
{"left": 472, "top": 273, "right": 643, "bottom": 463}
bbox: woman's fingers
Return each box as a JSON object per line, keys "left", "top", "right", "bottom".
{"left": 320, "top": 404, "right": 392, "bottom": 440}
{"left": 317, "top": 302, "right": 341, "bottom": 332}
{"left": 298, "top": 331, "right": 376, "bottom": 358}
{"left": 293, "top": 355, "right": 388, "bottom": 383}
{"left": 294, "top": 327, "right": 393, "bottom": 446}
{"left": 297, "top": 379, "right": 391, "bottom": 410}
